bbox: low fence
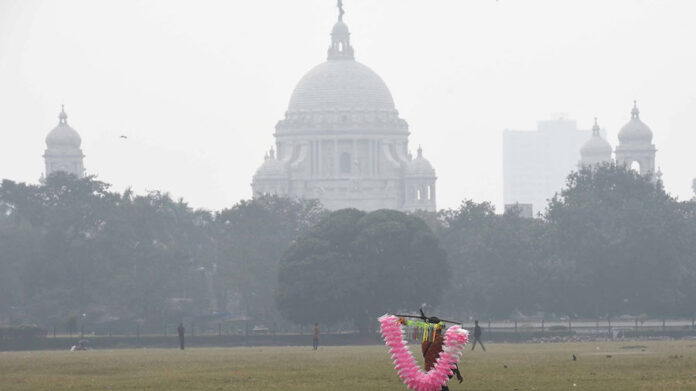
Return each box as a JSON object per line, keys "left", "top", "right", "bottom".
{"left": 2, "top": 318, "right": 696, "bottom": 351}
{"left": 470, "top": 318, "right": 696, "bottom": 337}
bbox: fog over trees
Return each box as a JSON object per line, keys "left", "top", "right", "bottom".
{"left": 1, "top": 164, "right": 695, "bottom": 332}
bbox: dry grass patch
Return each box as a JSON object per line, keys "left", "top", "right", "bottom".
{"left": 1, "top": 341, "right": 695, "bottom": 390}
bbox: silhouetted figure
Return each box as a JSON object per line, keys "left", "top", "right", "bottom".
{"left": 312, "top": 323, "right": 320, "bottom": 350}
{"left": 573, "top": 354, "right": 577, "bottom": 361}
{"left": 471, "top": 320, "right": 486, "bottom": 351}
{"left": 422, "top": 318, "right": 463, "bottom": 391}
{"left": 177, "top": 322, "right": 185, "bottom": 350}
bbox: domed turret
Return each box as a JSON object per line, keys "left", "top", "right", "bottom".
{"left": 407, "top": 146, "right": 436, "bottom": 177}
{"left": 251, "top": 148, "right": 288, "bottom": 196}
{"left": 618, "top": 101, "right": 653, "bottom": 144}
{"left": 253, "top": 148, "right": 286, "bottom": 179}
{"left": 579, "top": 118, "right": 612, "bottom": 167}
{"left": 46, "top": 106, "right": 82, "bottom": 148}
{"left": 43, "top": 105, "right": 85, "bottom": 178}
{"left": 615, "top": 101, "right": 657, "bottom": 178}
{"left": 403, "top": 146, "right": 436, "bottom": 211}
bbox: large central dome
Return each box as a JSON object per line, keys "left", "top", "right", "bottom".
{"left": 285, "top": 16, "right": 396, "bottom": 114}
{"left": 288, "top": 60, "right": 396, "bottom": 112}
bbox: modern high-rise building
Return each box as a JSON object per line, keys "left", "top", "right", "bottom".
{"left": 503, "top": 117, "right": 591, "bottom": 216}
{"left": 251, "top": 3, "right": 436, "bottom": 212}
{"left": 43, "top": 105, "right": 85, "bottom": 179}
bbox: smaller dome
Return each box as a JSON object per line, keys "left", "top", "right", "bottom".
{"left": 407, "top": 147, "right": 435, "bottom": 177}
{"left": 253, "top": 149, "right": 287, "bottom": 179}
{"left": 581, "top": 120, "right": 612, "bottom": 158}
{"left": 332, "top": 21, "right": 350, "bottom": 36}
{"left": 581, "top": 136, "right": 612, "bottom": 157}
{"left": 46, "top": 107, "right": 81, "bottom": 148}
{"left": 618, "top": 102, "right": 653, "bottom": 144}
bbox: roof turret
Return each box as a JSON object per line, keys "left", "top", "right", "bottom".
{"left": 618, "top": 101, "right": 653, "bottom": 144}
{"left": 580, "top": 118, "right": 612, "bottom": 160}
{"left": 253, "top": 147, "right": 287, "bottom": 179}
{"left": 407, "top": 146, "right": 436, "bottom": 177}
{"left": 45, "top": 105, "right": 82, "bottom": 148}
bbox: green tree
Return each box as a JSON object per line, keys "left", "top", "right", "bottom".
{"left": 440, "top": 201, "right": 545, "bottom": 318}
{"left": 215, "top": 195, "right": 324, "bottom": 323}
{"left": 544, "top": 163, "right": 691, "bottom": 317}
{"left": 276, "top": 209, "right": 448, "bottom": 333}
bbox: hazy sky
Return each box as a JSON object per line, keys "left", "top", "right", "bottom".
{"left": 1, "top": 0, "right": 695, "bottom": 212}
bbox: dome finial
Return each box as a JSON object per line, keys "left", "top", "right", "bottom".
{"left": 417, "top": 145, "right": 423, "bottom": 158}
{"left": 328, "top": 0, "right": 354, "bottom": 60}
{"left": 337, "top": 0, "right": 345, "bottom": 22}
{"left": 58, "top": 104, "right": 68, "bottom": 125}
{"left": 592, "top": 117, "right": 600, "bottom": 136}
{"left": 269, "top": 146, "right": 275, "bottom": 159}
{"left": 631, "top": 100, "right": 640, "bottom": 119}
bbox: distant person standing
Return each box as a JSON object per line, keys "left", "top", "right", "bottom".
{"left": 177, "top": 322, "right": 186, "bottom": 350}
{"left": 312, "top": 323, "right": 320, "bottom": 350}
{"left": 471, "top": 320, "right": 486, "bottom": 351}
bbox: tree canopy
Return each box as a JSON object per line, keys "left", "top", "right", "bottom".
{"left": 276, "top": 209, "right": 448, "bottom": 332}
{"left": 439, "top": 163, "right": 696, "bottom": 319}
{"left": 0, "top": 174, "right": 322, "bottom": 331}
{"left": 2, "top": 163, "right": 695, "bottom": 331}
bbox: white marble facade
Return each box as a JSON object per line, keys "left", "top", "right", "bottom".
{"left": 43, "top": 106, "right": 85, "bottom": 179}
{"left": 252, "top": 7, "right": 436, "bottom": 212}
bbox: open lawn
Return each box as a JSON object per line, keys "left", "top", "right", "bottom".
{"left": 2, "top": 340, "right": 696, "bottom": 390}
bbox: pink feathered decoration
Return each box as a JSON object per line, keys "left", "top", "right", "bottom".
{"left": 379, "top": 314, "right": 469, "bottom": 391}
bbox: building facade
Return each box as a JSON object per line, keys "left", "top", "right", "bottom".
{"left": 503, "top": 118, "right": 591, "bottom": 215}
{"left": 43, "top": 106, "right": 85, "bottom": 179}
{"left": 251, "top": 5, "right": 436, "bottom": 212}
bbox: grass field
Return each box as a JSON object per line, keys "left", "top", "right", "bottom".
{"left": 1, "top": 340, "right": 696, "bottom": 390}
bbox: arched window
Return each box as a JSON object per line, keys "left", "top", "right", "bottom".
{"left": 340, "top": 153, "right": 351, "bottom": 174}
{"left": 427, "top": 185, "right": 432, "bottom": 200}
{"left": 416, "top": 189, "right": 421, "bottom": 201}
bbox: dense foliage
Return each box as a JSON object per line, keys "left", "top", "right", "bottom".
{"left": 1, "top": 163, "right": 695, "bottom": 331}
{"left": 0, "top": 173, "right": 321, "bottom": 331}
{"left": 275, "top": 209, "right": 448, "bottom": 332}
{"left": 440, "top": 163, "right": 696, "bottom": 319}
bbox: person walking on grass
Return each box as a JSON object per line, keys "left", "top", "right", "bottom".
{"left": 422, "top": 318, "right": 464, "bottom": 390}
{"left": 177, "top": 322, "right": 186, "bottom": 350}
{"left": 471, "top": 320, "right": 486, "bottom": 351}
{"left": 312, "top": 323, "right": 320, "bottom": 350}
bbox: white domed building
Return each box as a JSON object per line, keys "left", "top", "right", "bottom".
{"left": 615, "top": 101, "right": 656, "bottom": 177}
{"left": 251, "top": 5, "right": 436, "bottom": 211}
{"left": 43, "top": 105, "right": 85, "bottom": 178}
{"left": 579, "top": 118, "right": 612, "bottom": 167}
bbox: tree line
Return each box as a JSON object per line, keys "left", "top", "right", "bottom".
{"left": 0, "top": 164, "right": 694, "bottom": 333}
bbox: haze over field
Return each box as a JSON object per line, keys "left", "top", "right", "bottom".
{"left": 1, "top": 0, "right": 695, "bottom": 211}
